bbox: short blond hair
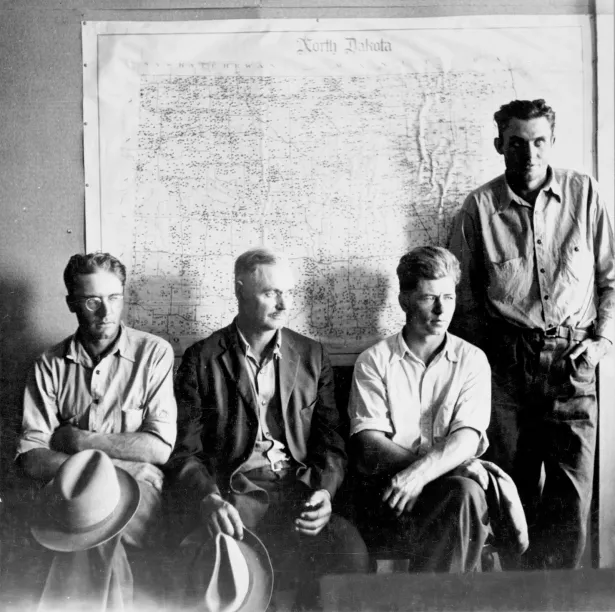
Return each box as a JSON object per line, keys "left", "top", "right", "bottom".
{"left": 397, "top": 246, "right": 460, "bottom": 292}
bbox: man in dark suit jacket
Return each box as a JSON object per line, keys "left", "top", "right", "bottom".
{"left": 169, "top": 247, "right": 368, "bottom": 608}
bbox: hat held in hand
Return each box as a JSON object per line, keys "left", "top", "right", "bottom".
{"left": 31, "top": 449, "right": 140, "bottom": 552}
{"left": 194, "top": 527, "right": 273, "bottom": 612}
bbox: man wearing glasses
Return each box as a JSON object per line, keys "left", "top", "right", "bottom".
{"left": 15, "top": 252, "right": 176, "bottom": 603}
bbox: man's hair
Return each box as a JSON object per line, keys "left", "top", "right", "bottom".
{"left": 494, "top": 99, "right": 556, "bottom": 140}
{"left": 234, "top": 247, "right": 287, "bottom": 281}
{"left": 397, "top": 246, "right": 460, "bottom": 292}
{"left": 63, "top": 252, "right": 127, "bottom": 295}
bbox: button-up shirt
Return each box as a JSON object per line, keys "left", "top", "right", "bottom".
{"left": 236, "top": 327, "right": 290, "bottom": 472}
{"left": 17, "top": 324, "right": 177, "bottom": 457}
{"left": 349, "top": 332, "right": 490, "bottom": 457}
{"left": 449, "top": 168, "right": 615, "bottom": 344}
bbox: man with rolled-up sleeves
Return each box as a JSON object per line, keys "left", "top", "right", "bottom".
{"left": 448, "top": 99, "right": 615, "bottom": 569}
{"left": 16, "top": 252, "right": 177, "bottom": 605}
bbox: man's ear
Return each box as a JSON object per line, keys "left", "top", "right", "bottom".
{"left": 66, "top": 296, "right": 76, "bottom": 313}
{"left": 398, "top": 292, "right": 408, "bottom": 314}
{"left": 494, "top": 137, "right": 503, "bottom": 155}
{"left": 234, "top": 280, "right": 243, "bottom": 300}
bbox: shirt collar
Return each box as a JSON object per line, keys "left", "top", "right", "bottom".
{"left": 234, "top": 321, "right": 282, "bottom": 361}
{"left": 498, "top": 166, "right": 561, "bottom": 211}
{"left": 65, "top": 323, "right": 134, "bottom": 365}
{"left": 394, "top": 330, "right": 459, "bottom": 365}
{"left": 541, "top": 167, "right": 562, "bottom": 201}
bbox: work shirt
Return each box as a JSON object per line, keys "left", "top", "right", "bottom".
{"left": 448, "top": 168, "right": 615, "bottom": 344}
{"left": 236, "top": 326, "right": 291, "bottom": 472}
{"left": 349, "top": 331, "right": 490, "bottom": 457}
{"left": 17, "top": 324, "right": 177, "bottom": 457}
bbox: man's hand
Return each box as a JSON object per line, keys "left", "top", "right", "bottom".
{"left": 383, "top": 465, "right": 426, "bottom": 516}
{"left": 455, "top": 458, "right": 489, "bottom": 490}
{"left": 112, "top": 458, "right": 165, "bottom": 492}
{"left": 50, "top": 424, "right": 85, "bottom": 454}
{"left": 294, "top": 489, "right": 332, "bottom": 536}
{"left": 201, "top": 493, "right": 244, "bottom": 540}
{"left": 568, "top": 337, "right": 612, "bottom": 366}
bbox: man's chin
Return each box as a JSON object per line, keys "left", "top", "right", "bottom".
{"left": 91, "top": 324, "right": 120, "bottom": 340}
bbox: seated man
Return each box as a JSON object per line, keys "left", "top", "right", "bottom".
{"left": 168, "top": 247, "right": 369, "bottom": 608}
{"left": 348, "top": 246, "right": 491, "bottom": 573}
{"left": 15, "top": 252, "right": 177, "bottom": 603}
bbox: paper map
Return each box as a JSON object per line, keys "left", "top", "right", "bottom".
{"left": 83, "top": 17, "right": 592, "bottom": 361}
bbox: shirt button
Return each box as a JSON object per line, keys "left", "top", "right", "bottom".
{"left": 540, "top": 268, "right": 546, "bottom": 273}
{"left": 544, "top": 295, "right": 549, "bottom": 300}
{"left": 261, "top": 400, "right": 266, "bottom": 405}
{"left": 574, "top": 246, "right": 579, "bottom": 251}
{"left": 93, "top": 398, "right": 99, "bottom": 404}
{"left": 95, "top": 370, "right": 100, "bottom": 375}
{"left": 537, "top": 239, "right": 542, "bottom": 245}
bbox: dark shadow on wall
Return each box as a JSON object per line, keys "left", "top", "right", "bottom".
{"left": 0, "top": 277, "right": 45, "bottom": 488}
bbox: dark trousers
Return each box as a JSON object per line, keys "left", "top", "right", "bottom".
{"left": 234, "top": 468, "right": 370, "bottom": 584}
{"left": 178, "top": 467, "right": 369, "bottom": 609}
{"left": 356, "top": 474, "right": 490, "bottom": 573}
{"left": 485, "top": 330, "right": 597, "bottom": 570}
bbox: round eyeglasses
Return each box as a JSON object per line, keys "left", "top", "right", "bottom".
{"left": 72, "top": 294, "right": 124, "bottom": 312}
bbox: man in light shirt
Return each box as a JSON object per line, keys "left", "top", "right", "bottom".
{"left": 349, "top": 246, "right": 491, "bottom": 573}
{"left": 169, "top": 247, "right": 368, "bottom": 609}
{"left": 448, "top": 99, "right": 615, "bottom": 569}
{"left": 16, "top": 252, "right": 177, "bottom": 604}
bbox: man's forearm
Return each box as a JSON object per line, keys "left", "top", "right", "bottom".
{"left": 70, "top": 430, "right": 171, "bottom": 465}
{"left": 353, "top": 431, "right": 417, "bottom": 476}
{"left": 18, "top": 448, "right": 70, "bottom": 482}
{"left": 402, "top": 428, "right": 480, "bottom": 487}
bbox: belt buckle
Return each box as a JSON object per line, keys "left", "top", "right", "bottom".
{"left": 271, "top": 460, "right": 286, "bottom": 472}
{"left": 544, "top": 327, "right": 558, "bottom": 338}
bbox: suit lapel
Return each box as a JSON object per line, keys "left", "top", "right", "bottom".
{"left": 218, "top": 327, "right": 257, "bottom": 413}
{"left": 279, "top": 331, "right": 300, "bottom": 414}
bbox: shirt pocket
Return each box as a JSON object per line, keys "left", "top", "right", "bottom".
{"left": 563, "top": 242, "right": 593, "bottom": 284}
{"left": 486, "top": 256, "right": 526, "bottom": 303}
{"left": 121, "top": 402, "right": 145, "bottom": 432}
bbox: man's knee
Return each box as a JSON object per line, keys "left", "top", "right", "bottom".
{"left": 123, "top": 480, "right": 163, "bottom": 548}
{"left": 435, "top": 475, "right": 488, "bottom": 515}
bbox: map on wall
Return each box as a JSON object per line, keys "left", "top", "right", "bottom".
{"left": 82, "top": 17, "right": 592, "bottom": 362}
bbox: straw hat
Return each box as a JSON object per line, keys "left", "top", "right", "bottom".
{"left": 31, "top": 449, "right": 140, "bottom": 552}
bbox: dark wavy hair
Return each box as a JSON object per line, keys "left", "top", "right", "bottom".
{"left": 63, "top": 252, "right": 126, "bottom": 296}
{"left": 494, "top": 99, "right": 556, "bottom": 139}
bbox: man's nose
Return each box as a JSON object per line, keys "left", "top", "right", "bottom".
{"left": 433, "top": 298, "right": 443, "bottom": 313}
{"left": 98, "top": 300, "right": 110, "bottom": 317}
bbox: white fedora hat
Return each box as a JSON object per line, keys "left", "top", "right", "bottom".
{"left": 187, "top": 527, "right": 273, "bottom": 612}
{"left": 31, "top": 449, "right": 140, "bottom": 552}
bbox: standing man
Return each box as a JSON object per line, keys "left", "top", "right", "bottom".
{"left": 448, "top": 99, "right": 615, "bottom": 569}
{"left": 348, "top": 246, "right": 492, "bottom": 573}
{"left": 169, "top": 247, "right": 368, "bottom": 609}
{"left": 16, "top": 252, "right": 177, "bottom": 600}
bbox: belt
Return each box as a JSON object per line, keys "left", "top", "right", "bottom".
{"left": 491, "top": 322, "right": 594, "bottom": 344}
{"left": 541, "top": 325, "right": 593, "bottom": 343}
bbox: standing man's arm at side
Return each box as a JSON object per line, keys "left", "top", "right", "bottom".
{"left": 569, "top": 180, "right": 615, "bottom": 364}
